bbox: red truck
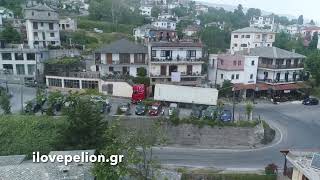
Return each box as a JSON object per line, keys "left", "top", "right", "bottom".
{"left": 132, "top": 84, "right": 147, "bottom": 104}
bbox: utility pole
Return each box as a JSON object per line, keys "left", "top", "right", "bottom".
{"left": 20, "top": 77, "right": 24, "bottom": 112}
{"left": 232, "top": 87, "right": 235, "bottom": 122}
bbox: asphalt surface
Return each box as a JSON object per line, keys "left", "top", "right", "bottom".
{"left": 6, "top": 85, "right": 320, "bottom": 169}
{"left": 153, "top": 102, "right": 320, "bottom": 169}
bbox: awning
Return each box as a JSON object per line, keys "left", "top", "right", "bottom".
{"left": 233, "top": 82, "right": 310, "bottom": 91}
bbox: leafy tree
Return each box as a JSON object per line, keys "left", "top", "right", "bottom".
{"left": 274, "top": 32, "right": 304, "bottom": 52}
{"left": 218, "top": 80, "right": 233, "bottom": 97}
{"left": 306, "top": 51, "right": 320, "bottom": 85}
{"left": 309, "top": 19, "right": 316, "bottom": 25}
{"left": 60, "top": 97, "right": 107, "bottom": 149}
{"left": 151, "top": 6, "right": 161, "bottom": 18}
{"left": 0, "top": 94, "right": 11, "bottom": 114}
{"left": 308, "top": 32, "right": 318, "bottom": 50}
{"left": 298, "top": 15, "right": 304, "bottom": 25}
{"left": 137, "top": 67, "right": 147, "bottom": 77}
{"left": 246, "top": 8, "right": 261, "bottom": 19}
{"left": 172, "top": 6, "right": 188, "bottom": 17}
{"left": 200, "top": 27, "right": 230, "bottom": 53}
{"left": 0, "top": 25, "right": 21, "bottom": 43}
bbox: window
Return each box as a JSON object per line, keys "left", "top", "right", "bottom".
{"left": 41, "top": 22, "right": 44, "bottom": 27}
{"left": 49, "top": 23, "right": 54, "bottom": 30}
{"left": 134, "top": 54, "right": 145, "bottom": 64}
{"left": 233, "top": 61, "right": 236, "bottom": 66}
{"left": 246, "top": 35, "right": 250, "bottom": 38}
{"left": 241, "top": 35, "right": 245, "bottom": 38}
{"left": 267, "top": 44, "right": 270, "bottom": 47}
{"left": 48, "top": 12, "right": 51, "bottom": 16}
{"left": 234, "top": 35, "right": 238, "bottom": 38}
{"left": 27, "top": 53, "right": 35, "bottom": 60}
{"left": 234, "top": 43, "right": 238, "bottom": 47}
{"left": 250, "top": 74, "right": 254, "bottom": 79}
{"left": 109, "top": 66, "right": 114, "bottom": 72}
{"left": 269, "top": 35, "right": 273, "bottom": 39}
{"left": 3, "top": 64, "right": 13, "bottom": 74}
{"left": 32, "top": 11, "right": 34, "bottom": 16}
{"left": 238, "top": 61, "right": 241, "bottom": 65}
{"left": 220, "top": 74, "right": 224, "bottom": 79}
{"left": 27, "top": 64, "right": 36, "bottom": 75}
{"left": 255, "top": 44, "right": 258, "bottom": 47}
{"left": 51, "top": 41, "right": 56, "bottom": 45}
{"left": 160, "top": 50, "right": 166, "bottom": 57}
{"left": 256, "top": 35, "right": 261, "bottom": 39}
{"left": 64, "top": 79, "right": 80, "bottom": 88}
{"left": 50, "top": 33, "right": 55, "bottom": 37}
{"left": 66, "top": 24, "right": 70, "bottom": 28}
{"left": 48, "top": 78, "right": 62, "bottom": 87}
{"left": 33, "top": 22, "right": 38, "bottom": 29}
{"left": 119, "top": 53, "right": 130, "bottom": 64}
{"left": 33, "top": 32, "right": 38, "bottom": 38}
{"left": 82, "top": 80, "right": 99, "bottom": 89}
{"left": 220, "top": 59, "right": 224, "bottom": 65}
{"left": 231, "top": 74, "right": 235, "bottom": 80}
{"left": 241, "top": 44, "right": 247, "bottom": 47}
{"left": 251, "top": 60, "right": 255, "bottom": 65}
{"left": 16, "top": 64, "right": 25, "bottom": 75}
{"left": 2, "top": 53, "right": 12, "bottom": 60}
{"left": 15, "top": 53, "right": 24, "bottom": 60}
{"left": 236, "top": 74, "right": 239, "bottom": 79}
{"left": 187, "top": 50, "right": 196, "bottom": 58}
{"left": 151, "top": 50, "right": 156, "bottom": 57}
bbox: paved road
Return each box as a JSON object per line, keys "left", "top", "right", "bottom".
{"left": 153, "top": 103, "right": 320, "bottom": 169}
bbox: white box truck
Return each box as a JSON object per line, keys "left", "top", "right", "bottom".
{"left": 154, "top": 84, "right": 219, "bottom": 106}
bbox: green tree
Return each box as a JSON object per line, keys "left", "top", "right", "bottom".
{"left": 306, "top": 51, "right": 320, "bottom": 85}
{"left": 137, "top": 67, "right": 147, "bottom": 77}
{"left": 218, "top": 80, "right": 233, "bottom": 98}
{"left": 0, "top": 25, "right": 21, "bottom": 43}
{"left": 60, "top": 97, "right": 107, "bottom": 149}
{"left": 151, "top": 6, "right": 161, "bottom": 18}
{"left": 245, "top": 101, "right": 254, "bottom": 120}
{"left": 308, "top": 32, "right": 318, "bottom": 50}
{"left": 246, "top": 8, "right": 261, "bottom": 19}
{"left": 310, "top": 19, "right": 316, "bottom": 25}
{"left": 200, "top": 27, "right": 230, "bottom": 53}
{"left": 298, "top": 15, "right": 304, "bottom": 25}
{"left": 0, "top": 94, "right": 11, "bottom": 114}
{"left": 172, "top": 6, "right": 188, "bottom": 17}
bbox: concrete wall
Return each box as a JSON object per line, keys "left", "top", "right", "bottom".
{"left": 100, "top": 81, "right": 132, "bottom": 98}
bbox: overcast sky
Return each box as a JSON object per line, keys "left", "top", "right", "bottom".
{"left": 197, "top": 0, "right": 320, "bottom": 23}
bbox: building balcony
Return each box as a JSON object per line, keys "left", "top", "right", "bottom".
{"left": 151, "top": 57, "right": 204, "bottom": 64}
{"left": 258, "top": 63, "right": 304, "bottom": 69}
{"left": 257, "top": 78, "right": 304, "bottom": 84}
{"left": 150, "top": 72, "right": 205, "bottom": 78}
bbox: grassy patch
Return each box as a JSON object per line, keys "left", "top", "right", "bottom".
{"left": 181, "top": 173, "right": 277, "bottom": 180}
{"left": 0, "top": 115, "right": 66, "bottom": 158}
{"left": 78, "top": 18, "right": 134, "bottom": 34}
{"left": 261, "top": 121, "right": 276, "bottom": 145}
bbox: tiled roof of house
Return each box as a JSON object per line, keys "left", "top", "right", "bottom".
{"left": 25, "top": 4, "right": 55, "bottom": 12}
{"left": 0, "top": 150, "right": 95, "bottom": 180}
{"left": 232, "top": 27, "right": 275, "bottom": 33}
{"left": 96, "top": 39, "right": 148, "bottom": 54}
{"left": 236, "top": 47, "right": 306, "bottom": 59}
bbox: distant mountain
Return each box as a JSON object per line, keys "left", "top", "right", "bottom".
{"left": 195, "top": 0, "right": 298, "bottom": 20}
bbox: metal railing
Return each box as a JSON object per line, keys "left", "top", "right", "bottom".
{"left": 258, "top": 63, "right": 304, "bottom": 69}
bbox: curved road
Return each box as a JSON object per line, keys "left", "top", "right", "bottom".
{"left": 154, "top": 103, "right": 320, "bottom": 169}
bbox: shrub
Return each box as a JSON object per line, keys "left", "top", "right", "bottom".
{"left": 137, "top": 67, "right": 147, "bottom": 77}
{"left": 0, "top": 94, "right": 11, "bottom": 114}
{"left": 265, "top": 163, "right": 278, "bottom": 175}
{"left": 261, "top": 122, "right": 276, "bottom": 145}
{"left": 132, "top": 76, "right": 150, "bottom": 86}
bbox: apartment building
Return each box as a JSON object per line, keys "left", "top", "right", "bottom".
{"left": 24, "top": 4, "right": 61, "bottom": 48}
{"left": 149, "top": 41, "right": 204, "bottom": 86}
{"left": 230, "top": 27, "right": 276, "bottom": 54}
{"left": 152, "top": 19, "right": 176, "bottom": 30}
{"left": 94, "top": 39, "right": 148, "bottom": 77}
{"left": 250, "top": 16, "right": 275, "bottom": 31}
{"left": 208, "top": 54, "right": 259, "bottom": 86}
{"left": 0, "top": 48, "right": 48, "bottom": 80}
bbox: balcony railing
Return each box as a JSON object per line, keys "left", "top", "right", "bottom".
{"left": 258, "top": 63, "right": 304, "bottom": 69}
{"left": 150, "top": 72, "right": 205, "bottom": 78}
{"left": 257, "top": 78, "right": 303, "bottom": 84}
{"left": 151, "top": 57, "right": 204, "bottom": 63}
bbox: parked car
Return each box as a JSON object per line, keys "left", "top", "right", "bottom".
{"left": 24, "top": 99, "right": 42, "bottom": 113}
{"left": 220, "top": 110, "right": 232, "bottom": 122}
{"left": 191, "top": 106, "right": 204, "bottom": 119}
{"left": 119, "top": 103, "right": 131, "bottom": 115}
{"left": 202, "top": 106, "right": 217, "bottom": 120}
{"left": 302, "top": 98, "right": 319, "bottom": 105}
{"left": 148, "top": 102, "right": 162, "bottom": 116}
{"left": 168, "top": 103, "right": 179, "bottom": 116}
{"left": 135, "top": 102, "right": 147, "bottom": 116}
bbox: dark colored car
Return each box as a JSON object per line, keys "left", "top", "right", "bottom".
{"left": 148, "top": 102, "right": 162, "bottom": 116}
{"left": 302, "top": 98, "right": 319, "bottom": 105}
{"left": 24, "top": 99, "right": 42, "bottom": 113}
{"left": 202, "top": 106, "right": 217, "bottom": 120}
{"left": 135, "top": 102, "right": 147, "bottom": 116}
{"left": 220, "top": 110, "right": 232, "bottom": 122}
{"left": 191, "top": 106, "right": 204, "bottom": 119}
{"left": 119, "top": 103, "right": 131, "bottom": 115}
